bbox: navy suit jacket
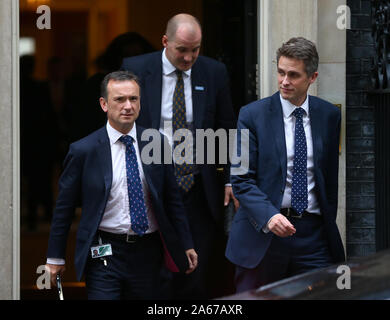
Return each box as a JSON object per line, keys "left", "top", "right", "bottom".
{"left": 47, "top": 125, "right": 193, "bottom": 281}
{"left": 121, "top": 51, "right": 236, "bottom": 223}
{"left": 226, "top": 92, "right": 345, "bottom": 269}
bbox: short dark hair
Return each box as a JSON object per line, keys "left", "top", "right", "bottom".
{"left": 276, "top": 37, "right": 319, "bottom": 76}
{"left": 100, "top": 70, "right": 140, "bottom": 100}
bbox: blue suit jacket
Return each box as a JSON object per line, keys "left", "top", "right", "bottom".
{"left": 121, "top": 51, "right": 236, "bottom": 223}
{"left": 226, "top": 92, "right": 345, "bottom": 269}
{"left": 47, "top": 125, "right": 193, "bottom": 281}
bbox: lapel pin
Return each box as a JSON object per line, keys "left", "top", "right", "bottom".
{"left": 195, "top": 86, "right": 205, "bottom": 91}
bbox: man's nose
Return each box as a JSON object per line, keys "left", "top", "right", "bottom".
{"left": 123, "top": 99, "right": 133, "bottom": 109}
{"left": 282, "top": 75, "right": 290, "bottom": 85}
{"left": 184, "top": 53, "right": 192, "bottom": 62}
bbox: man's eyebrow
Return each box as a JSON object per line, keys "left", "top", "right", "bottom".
{"left": 277, "top": 68, "right": 300, "bottom": 75}
{"left": 113, "top": 94, "right": 139, "bottom": 99}
{"left": 176, "top": 45, "right": 201, "bottom": 50}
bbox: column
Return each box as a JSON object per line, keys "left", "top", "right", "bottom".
{"left": 0, "top": 0, "right": 20, "bottom": 300}
{"left": 259, "top": 0, "right": 318, "bottom": 98}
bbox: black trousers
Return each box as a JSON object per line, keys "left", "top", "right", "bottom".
{"left": 84, "top": 231, "right": 164, "bottom": 300}
{"left": 171, "top": 174, "right": 228, "bottom": 299}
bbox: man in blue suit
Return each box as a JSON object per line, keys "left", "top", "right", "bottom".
{"left": 226, "top": 37, "right": 345, "bottom": 292}
{"left": 121, "top": 14, "right": 237, "bottom": 299}
{"left": 45, "top": 71, "right": 197, "bottom": 299}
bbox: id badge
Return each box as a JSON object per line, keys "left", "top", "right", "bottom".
{"left": 90, "top": 244, "right": 113, "bottom": 259}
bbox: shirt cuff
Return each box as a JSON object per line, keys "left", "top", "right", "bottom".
{"left": 262, "top": 214, "right": 279, "bottom": 233}
{"left": 225, "top": 183, "right": 232, "bottom": 187}
{"left": 47, "top": 258, "right": 65, "bottom": 265}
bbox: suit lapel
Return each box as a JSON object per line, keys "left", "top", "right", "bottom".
{"left": 191, "top": 63, "right": 207, "bottom": 129}
{"left": 144, "top": 52, "right": 163, "bottom": 130}
{"left": 269, "top": 93, "right": 287, "bottom": 182}
{"left": 96, "top": 127, "right": 113, "bottom": 198}
{"left": 308, "top": 96, "right": 323, "bottom": 168}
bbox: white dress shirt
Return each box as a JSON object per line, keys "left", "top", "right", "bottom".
{"left": 47, "top": 122, "right": 158, "bottom": 265}
{"left": 99, "top": 122, "right": 158, "bottom": 234}
{"left": 159, "top": 48, "right": 193, "bottom": 148}
{"left": 263, "top": 95, "right": 320, "bottom": 233}
{"left": 280, "top": 95, "right": 320, "bottom": 214}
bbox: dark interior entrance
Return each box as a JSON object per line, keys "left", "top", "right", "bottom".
{"left": 203, "top": 0, "right": 258, "bottom": 114}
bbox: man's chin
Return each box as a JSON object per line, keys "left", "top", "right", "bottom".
{"left": 279, "top": 91, "right": 290, "bottom": 100}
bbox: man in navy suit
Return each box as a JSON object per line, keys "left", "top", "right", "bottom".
{"left": 45, "top": 71, "right": 197, "bottom": 299}
{"left": 226, "top": 37, "right": 345, "bottom": 292}
{"left": 121, "top": 14, "right": 237, "bottom": 299}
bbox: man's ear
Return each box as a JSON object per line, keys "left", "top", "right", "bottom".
{"left": 162, "top": 35, "right": 168, "bottom": 48}
{"left": 309, "top": 71, "right": 319, "bottom": 84}
{"left": 100, "top": 97, "right": 108, "bottom": 113}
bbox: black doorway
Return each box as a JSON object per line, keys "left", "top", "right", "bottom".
{"left": 202, "top": 0, "right": 258, "bottom": 115}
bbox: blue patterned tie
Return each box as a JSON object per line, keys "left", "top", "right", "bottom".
{"left": 291, "top": 107, "right": 308, "bottom": 215}
{"left": 119, "top": 135, "right": 148, "bottom": 235}
{"left": 172, "top": 70, "right": 195, "bottom": 192}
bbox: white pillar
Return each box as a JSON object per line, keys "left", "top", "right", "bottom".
{"left": 259, "top": 0, "right": 318, "bottom": 98}
{"left": 317, "top": 0, "right": 347, "bottom": 253}
{"left": 0, "top": 0, "right": 20, "bottom": 300}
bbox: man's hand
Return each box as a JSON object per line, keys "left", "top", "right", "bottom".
{"left": 45, "top": 264, "right": 66, "bottom": 288}
{"left": 185, "top": 249, "right": 198, "bottom": 274}
{"left": 224, "top": 186, "right": 239, "bottom": 211}
{"left": 267, "top": 214, "right": 296, "bottom": 237}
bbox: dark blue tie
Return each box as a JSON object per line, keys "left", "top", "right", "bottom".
{"left": 291, "top": 107, "right": 308, "bottom": 215}
{"left": 119, "top": 135, "right": 148, "bottom": 235}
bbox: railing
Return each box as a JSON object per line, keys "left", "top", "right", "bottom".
{"left": 369, "top": 0, "right": 390, "bottom": 251}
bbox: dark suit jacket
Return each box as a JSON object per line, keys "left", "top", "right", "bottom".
{"left": 121, "top": 51, "right": 236, "bottom": 223}
{"left": 46, "top": 125, "right": 193, "bottom": 281}
{"left": 226, "top": 92, "right": 345, "bottom": 269}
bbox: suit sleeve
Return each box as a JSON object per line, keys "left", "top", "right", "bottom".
{"left": 120, "top": 58, "right": 129, "bottom": 71}
{"left": 46, "top": 144, "right": 83, "bottom": 259}
{"left": 162, "top": 137, "right": 194, "bottom": 250}
{"left": 214, "top": 62, "right": 237, "bottom": 184}
{"left": 121, "top": 57, "right": 141, "bottom": 75}
{"left": 231, "top": 107, "right": 279, "bottom": 231}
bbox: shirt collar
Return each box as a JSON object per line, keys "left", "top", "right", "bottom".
{"left": 280, "top": 94, "right": 309, "bottom": 118}
{"left": 106, "top": 121, "right": 137, "bottom": 146}
{"left": 162, "top": 48, "right": 191, "bottom": 78}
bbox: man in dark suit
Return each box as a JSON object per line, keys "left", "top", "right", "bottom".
{"left": 226, "top": 37, "right": 345, "bottom": 292}
{"left": 121, "top": 13, "right": 237, "bottom": 299}
{"left": 45, "top": 71, "right": 197, "bottom": 300}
